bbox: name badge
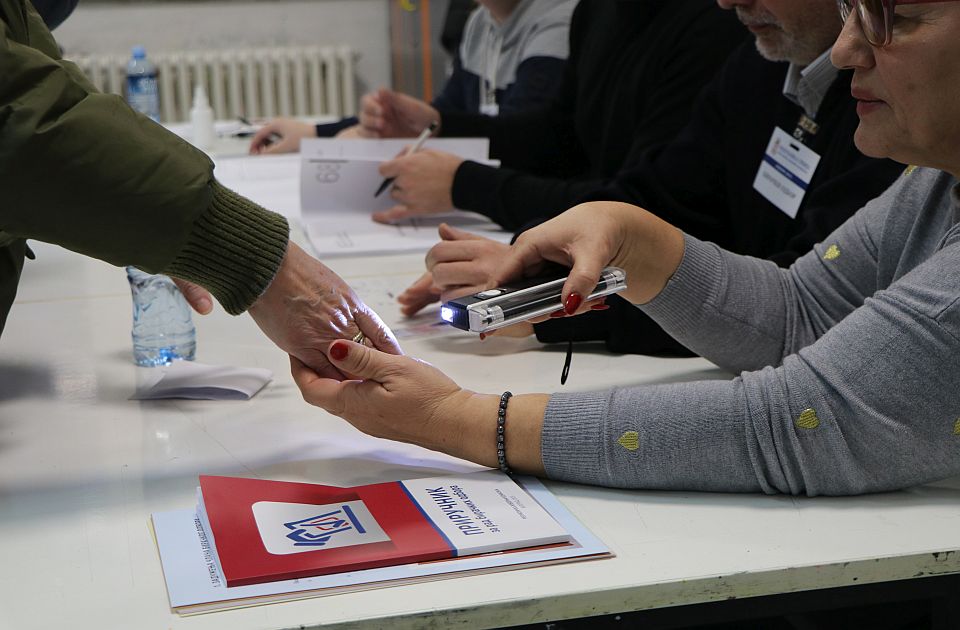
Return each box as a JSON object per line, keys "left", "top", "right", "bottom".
{"left": 753, "top": 127, "right": 821, "bottom": 219}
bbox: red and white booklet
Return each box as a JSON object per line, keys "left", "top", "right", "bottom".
{"left": 197, "top": 471, "right": 572, "bottom": 587}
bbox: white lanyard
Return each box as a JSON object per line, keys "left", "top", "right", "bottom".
{"left": 480, "top": 24, "right": 502, "bottom": 116}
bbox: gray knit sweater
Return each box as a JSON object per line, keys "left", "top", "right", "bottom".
{"left": 543, "top": 167, "right": 960, "bottom": 495}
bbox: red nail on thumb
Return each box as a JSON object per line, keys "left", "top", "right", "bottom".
{"left": 330, "top": 341, "right": 349, "bottom": 361}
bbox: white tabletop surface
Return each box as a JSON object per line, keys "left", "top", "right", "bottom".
{"left": 2, "top": 158, "right": 960, "bottom": 629}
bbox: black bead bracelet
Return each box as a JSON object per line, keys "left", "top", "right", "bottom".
{"left": 497, "top": 391, "right": 513, "bottom": 475}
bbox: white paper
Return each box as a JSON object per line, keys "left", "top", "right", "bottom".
{"left": 152, "top": 475, "right": 610, "bottom": 614}
{"left": 299, "top": 138, "right": 511, "bottom": 257}
{"left": 131, "top": 361, "right": 272, "bottom": 401}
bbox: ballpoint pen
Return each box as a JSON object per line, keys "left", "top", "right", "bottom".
{"left": 235, "top": 116, "right": 281, "bottom": 144}
{"left": 374, "top": 120, "right": 439, "bottom": 197}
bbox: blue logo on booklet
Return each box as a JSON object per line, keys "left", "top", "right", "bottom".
{"left": 283, "top": 504, "right": 367, "bottom": 546}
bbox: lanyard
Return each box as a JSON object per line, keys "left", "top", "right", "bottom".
{"left": 480, "top": 24, "right": 503, "bottom": 115}
{"left": 792, "top": 114, "right": 820, "bottom": 144}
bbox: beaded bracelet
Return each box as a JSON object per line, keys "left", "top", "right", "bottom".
{"left": 496, "top": 391, "right": 514, "bottom": 475}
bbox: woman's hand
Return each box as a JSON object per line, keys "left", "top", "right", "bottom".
{"left": 290, "top": 340, "right": 474, "bottom": 454}
{"left": 248, "top": 118, "right": 316, "bottom": 154}
{"left": 493, "top": 202, "right": 685, "bottom": 313}
{"left": 291, "top": 340, "right": 548, "bottom": 473}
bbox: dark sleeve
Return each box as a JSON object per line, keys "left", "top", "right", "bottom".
{"left": 315, "top": 116, "right": 359, "bottom": 138}
{"left": 431, "top": 55, "right": 470, "bottom": 113}
{"left": 450, "top": 14, "right": 744, "bottom": 231}
{"left": 496, "top": 56, "right": 568, "bottom": 115}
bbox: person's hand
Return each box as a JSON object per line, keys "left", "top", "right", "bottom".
{"left": 290, "top": 340, "right": 470, "bottom": 451}
{"left": 248, "top": 241, "right": 402, "bottom": 379}
{"left": 249, "top": 118, "right": 316, "bottom": 154}
{"left": 373, "top": 151, "right": 462, "bottom": 223}
{"left": 334, "top": 124, "right": 372, "bottom": 139}
{"left": 396, "top": 272, "right": 442, "bottom": 318}
{"left": 358, "top": 88, "right": 440, "bottom": 138}
{"left": 492, "top": 202, "right": 686, "bottom": 313}
{"left": 396, "top": 224, "right": 509, "bottom": 316}
{"left": 171, "top": 277, "right": 213, "bottom": 315}
{"left": 291, "top": 340, "right": 549, "bottom": 473}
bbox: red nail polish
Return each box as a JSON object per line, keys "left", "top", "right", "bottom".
{"left": 549, "top": 309, "right": 566, "bottom": 318}
{"left": 591, "top": 304, "right": 610, "bottom": 311}
{"left": 329, "top": 341, "right": 349, "bottom": 361}
{"left": 479, "top": 333, "right": 487, "bottom": 341}
{"left": 564, "top": 293, "right": 582, "bottom": 315}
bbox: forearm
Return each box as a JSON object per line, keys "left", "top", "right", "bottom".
{"left": 443, "top": 392, "right": 549, "bottom": 475}
{"left": 1, "top": 24, "right": 288, "bottom": 314}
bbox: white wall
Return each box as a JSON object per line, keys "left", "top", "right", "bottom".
{"left": 54, "top": 0, "right": 392, "bottom": 99}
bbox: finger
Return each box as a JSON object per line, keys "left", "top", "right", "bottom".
{"left": 489, "top": 243, "right": 549, "bottom": 288}
{"left": 354, "top": 308, "right": 403, "bottom": 356}
{"left": 171, "top": 278, "right": 213, "bottom": 315}
{"left": 248, "top": 125, "right": 279, "bottom": 154}
{"left": 373, "top": 205, "right": 417, "bottom": 224}
{"left": 490, "top": 322, "right": 535, "bottom": 338}
{"left": 327, "top": 339, "right": 399, "bottom": 383}
{"left": 378, "top": 158, "right": 401, "bottom": 178}
{"left": 425, "top": 239, "right": 490, "bottom": 267}
{"left": 561, "top": 255, "right": 607, "bottom": 315}
{"left": 290, "top": 355, "right": 345, "bottom": 413}
{"left": 437, "top": 222, "right": 485, "bottom": 242}
{"left": 431, "top": 261, "right": 490, "bottom": 291}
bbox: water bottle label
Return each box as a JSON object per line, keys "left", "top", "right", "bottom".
{"left": 127, "top": 75, "right": 160, "bottom": 121}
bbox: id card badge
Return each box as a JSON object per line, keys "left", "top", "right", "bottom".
{"left": 753, "top": 127, "right": 822, "bottom": 219}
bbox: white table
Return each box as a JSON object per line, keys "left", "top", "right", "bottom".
{"left": 2, "top": 171, "right": 960, "bottom": 629}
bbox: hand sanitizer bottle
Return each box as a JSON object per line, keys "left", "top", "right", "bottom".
{"left": 190, "top": 83, "right": 215, "bottom": 151}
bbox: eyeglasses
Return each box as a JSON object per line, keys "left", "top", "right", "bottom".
{"left": 837, "top": 0, "right": 957, "bottom": 47}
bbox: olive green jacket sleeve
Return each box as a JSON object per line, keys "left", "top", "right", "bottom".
{"left": 0, "top": 0, "right": 289, "bottom": 318}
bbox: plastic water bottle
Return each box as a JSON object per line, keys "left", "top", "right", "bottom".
{"left": 126, "top": 267, "right": 196, "bottom": 367}
{"left": 126, "top": 46, "right": 160, "bottom": 122}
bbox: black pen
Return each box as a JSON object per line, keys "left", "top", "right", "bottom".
{"left": 236, "top": 116, "right": 281, "bottom": 144}
{"left": 374, "top": 120, "right": 439, "bottom": 197}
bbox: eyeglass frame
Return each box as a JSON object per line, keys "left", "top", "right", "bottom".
{"left": 837, "top": 0, "right": 958, "bottom": 47}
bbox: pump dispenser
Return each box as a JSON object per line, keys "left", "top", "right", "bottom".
{"left": 190, "top": 84, "right": 215, "bottom": 150}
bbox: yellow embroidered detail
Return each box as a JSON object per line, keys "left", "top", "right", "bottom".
{"left": 904, "top": 165, "right": 918, "bottom": 176}
{"left": 796, "top": 409, "right": 821, "bottom": 430}
{"left": 823, "top": 245, "right": 841, "bottom": 261}
{"left": 953, "top": 419, "right": 960, "bottom": 436}
{"left": 617, "top": 431, "right": 640, "bottom": 451}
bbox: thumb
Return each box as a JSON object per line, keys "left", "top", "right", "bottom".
{"left": 327, "top": 340, "right": 397, "bottom": 383}
{"left": 438, "top": 222, "right": 482, "bottom": 242}
{"left": 171, "top": 277, "right": 213, "bottom": 315}
{"left": 561, "top": 258, "right": 605, "bottom": 315}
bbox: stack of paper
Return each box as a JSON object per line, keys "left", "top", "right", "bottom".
{"left": 152, "top": 472, "right": 611, "bottom": 615}
{"left": 300, "top": 138, "right": 511, "bottom": 257}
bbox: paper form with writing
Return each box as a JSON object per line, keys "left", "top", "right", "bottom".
{"left": 152, "top": 473, "right": 612, "bottom": 614}
{"left": 300, "top": 138, "right": 511, "bottom": 257}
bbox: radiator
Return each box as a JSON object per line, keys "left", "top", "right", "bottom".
{"left": 70, "top": 45, "right": 357, "bottom": 123}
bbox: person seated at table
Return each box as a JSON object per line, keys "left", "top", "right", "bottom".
{"left": 0, "top": 0, "right": 400, "bottom": 378}
{"left": 248, "top": 0, "right": 578, "bottom": 154}
{"left": 391, "top": 0, "right": 906, "bottom": 357}
{"left": 346, "top": 0, "right": 747, "bottom": 215}
{"left": 291, "top": 0, "right": 960, "bottom": 496}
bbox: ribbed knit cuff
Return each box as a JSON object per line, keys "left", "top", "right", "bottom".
{"left": 639, "top": 234, "right": 724, "bottom": 337}
{"left": 164, "top": 180, "right": 289, "bottom": 315}
{"left": 541, "top": 390, "right": 610, "bottom": 484}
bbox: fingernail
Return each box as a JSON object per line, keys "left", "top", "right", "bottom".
{"left": 591, "top": 304, "right": 610, "bottom": 311}
{"left": 479, "top": 333, "right": 487, "bottom": 341}
{"left": 549, "top": 309, "right": 566, "bottom": 318}
{"left": 329, "top": 341, "right": 349, "bottom": 361}
{"left": 197, "top": 298, "right": 212, "bottom": 313}
{"left": 564, "top": 293, "right": 582, "bottom": 315}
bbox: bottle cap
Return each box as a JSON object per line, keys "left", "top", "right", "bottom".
{"left": 131, "top": 45, "right": 146, "bottom": 59}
